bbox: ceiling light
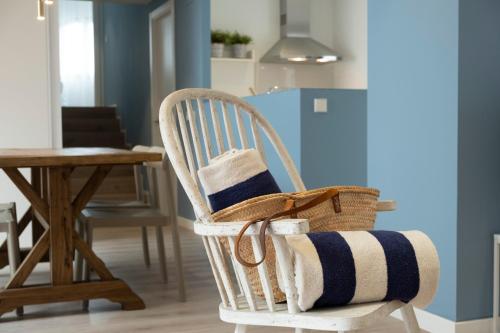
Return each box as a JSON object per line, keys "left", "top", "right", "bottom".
{"left": 37, "top": 0, "right": 46, "bottom": 21}
{"left": 44, "top": 0, "right": 54, "bottom": 5}
{"left": 288, "top": 57, "right": 307, "bottom": 62}
{"left": 316, "top": 56, "right": 339, "bottom": 63}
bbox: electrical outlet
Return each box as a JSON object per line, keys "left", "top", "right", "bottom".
{"left": 314, "top": 98, "right": 327, "bottom": 113}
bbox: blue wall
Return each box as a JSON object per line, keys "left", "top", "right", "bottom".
{"left": 101, "top": 0, "right": 210, "bottom": 148}
{"left": 101, "top": 0, "right": 166, "bottom": 146}
{"left": 457, "top": 0, "right": 500, "bottom": 321}
{"left": 174, "top": 0, "right": 211, "bottom": 90}
{"left": 300, "top": 89, "right": 367, "bottom": 189}
{"left": 246, "top": 90, "right": 302, "bottom": 193}
{"left": 247, "top": 88, "right": 367, "bottom": 192}
{"left": 99, "top": 0, "right": 210, "bottom": 220}
{"left": 368, "top": 0, "right": 459, "bottom": 321}
{"left": 174, "top": 0, "right": 211, "bottom": 220}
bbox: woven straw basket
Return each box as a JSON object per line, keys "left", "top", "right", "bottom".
{"left": 212, "top": 186, "right": 380, "bottom": 303}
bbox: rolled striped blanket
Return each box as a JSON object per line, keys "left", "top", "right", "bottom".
{"left": 280, "top": 230, "right": 439, "bottom": 311}
{"left": 198, "top": 149, "right": 281, "bottom": 212}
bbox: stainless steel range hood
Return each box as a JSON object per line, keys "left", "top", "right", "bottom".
{"left": 260, "top": 0, "right": 340, "bottom": 64}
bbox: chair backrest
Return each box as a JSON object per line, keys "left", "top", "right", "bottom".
{"left": 132, "top": 145, "right": 151, "bottom": 203}
{"left": 146, "top": 146, "right": 176, "bottom": 217}
{"left": 132, "top": 145, "right": 176, "bottom": 218}
{"left": 159, "top": 89, "right": 310, "bottom": 313}
{"left": 0, "top": 203, "right": 16, "bottom": 234}
{"left": 0, "top": 203, "right": 15, "bottom": 224}
{"left": 158, "top": 88, "right": 306, "bottom": 222}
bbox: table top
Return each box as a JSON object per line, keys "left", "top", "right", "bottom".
{"left": 0, "top": 148, "right": 163, "bottom": 168}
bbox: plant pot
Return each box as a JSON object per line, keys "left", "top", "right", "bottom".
{"left": 232, "top": 44, "right": 247, "bottom": 58}
{"left": 211, "top": 43, "right": 224, "bottom": 58}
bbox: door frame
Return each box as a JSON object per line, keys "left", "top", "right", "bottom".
{"left": 149, "top": 0, "right": 176, "bottom": 145}
{"left": 47, "top": 1, "right": 62, "bottom": 148}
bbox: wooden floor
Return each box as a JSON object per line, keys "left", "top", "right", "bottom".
{"left": 0, "top": 226, "right": 424, "bottom": 332}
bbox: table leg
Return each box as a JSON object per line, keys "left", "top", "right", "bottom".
{"left": 49, "top": 167, "right": 73, "bottom": 285}
{"left": 31, "top": 167, "right": 45, "bottom": 245}
{"left": 0, "top": 166, "right": 145, "bottom": 317}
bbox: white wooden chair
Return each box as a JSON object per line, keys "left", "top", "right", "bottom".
{"left": 78, "top": 146, "right": 186, "bottom": 304}
{"left": 0, "top": 202, "right": 22, "bottom": 316}
{"left": 158, "top": 88, "right": 421, "bottom": 333}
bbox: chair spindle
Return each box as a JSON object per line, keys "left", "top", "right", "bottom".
{"left": 197, "top": 98, "right": 213, "bottom": 161}
{"left": 234, "top": 104, "right": 249, "bottom": 149}
{"left": 209, "top": 99, "right": 225, "bottom": 154}
{"left": 186, "top": 99, "right": 206, "bottom": 168}
{"left": 250, "top": 235, "right": 275, "bottom": 312}
{"left": 228, "top": 236, "right": 257, "bottom": 311}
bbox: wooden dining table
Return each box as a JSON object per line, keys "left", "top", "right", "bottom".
{"left": 0, "top": 148, "right": 162, "bottom": 317}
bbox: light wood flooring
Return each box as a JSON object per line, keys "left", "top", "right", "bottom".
{"left": 0, "top": 226, "right": 425, "bottom": 332}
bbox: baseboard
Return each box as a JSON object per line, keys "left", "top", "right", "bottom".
{"left": 455, "top": 316, "right": 492, "bottom": 333}
{"left": 177, "top": 216, "right": 194, "bottom": 231}
{"left": 391, "top": 308, "right": 492, "bottom": 333}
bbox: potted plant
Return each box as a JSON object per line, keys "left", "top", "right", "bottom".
{"left": 211, "top": 30, "right": 228, "bottom": 58}
{"left": 229, "top": 32, "right": 252, "bottom": 58}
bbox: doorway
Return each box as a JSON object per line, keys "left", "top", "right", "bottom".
{"left": 59, "top": 0, "right": 96, "bottom": 107}
{"left": 149, "top": 1, "right": 176, "bottom": 146}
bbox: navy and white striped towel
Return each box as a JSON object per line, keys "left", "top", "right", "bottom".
{"left": 279, "top": 230, "right": 439, "bottom": 311}
{"left": 198, "top": 149, "right": 281, "bottom": 212}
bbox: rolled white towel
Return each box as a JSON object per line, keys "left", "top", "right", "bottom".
{"left": 279, "top": 230, "right": 439, "bottom": 311}
{"left": 197, "top": 149, "right": 281, "bottom": 212}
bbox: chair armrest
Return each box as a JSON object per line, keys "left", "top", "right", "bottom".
{"left": 376, "top": 200, "right": 397, "bottom": 211}
{"left": 193, "top": 219, "right": 310, "bottom": 237}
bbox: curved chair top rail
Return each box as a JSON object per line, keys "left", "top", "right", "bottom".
{"left": 159, "top": 88, "right": 305, "bottom": 222}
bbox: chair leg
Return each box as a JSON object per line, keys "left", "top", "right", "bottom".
{"left": 82, "top": 223, "right": 93, "bottom": 311}
{"left": 155, "top": 226, "right": 168, "bottom": 283}
{"left": 401, "top": 304, "right": 421, "bottom": 333}
{"left": 142, "top": 226, "right": 151, "bottom": 267}
{"left": 170, "top": 216, "right": 186, "bottom": 302}
{"left": 7, "top": 218, "right": 23, "bottom": 316}
{"left": 234, "top": 324, "right": 247, "bottom": 333}
{"left": 74, "top": 219, "right": 84, "bottom": 281}
{"left": 494, "top": 237, "right": 500, "bottom": 333}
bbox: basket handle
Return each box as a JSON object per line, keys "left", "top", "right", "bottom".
{"left": 235, "top": 188, "right": 342, "bottom": 267}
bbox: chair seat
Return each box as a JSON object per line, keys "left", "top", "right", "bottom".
{"left": 86, "top": 200, "right": 149, "bottom": 209}
{"left": 81, "top": 207, "right": 169, "bottom": 227}
{"left": 0, "top": 203, "right": 15, "bottom": 225}
{"left": 219, "top": 296, "right": 404, "bottom": 331}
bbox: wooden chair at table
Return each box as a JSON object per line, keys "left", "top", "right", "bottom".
{"left": 75, "top": 145, "right": 154, "bottom": 279}
{"left": 77, "top": 146, "right": 186, "bottom": 305}
{"left": 0, "top": 202, "right": 22, "bottom": 316}
{"left": 158, "top": 88, "right": 421, "bottom": 333}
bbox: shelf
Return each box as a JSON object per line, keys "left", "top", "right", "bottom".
{"left": 211, "top": 49, "right": 255, "bottom": 63}
{"left": 211, "top": 57, "right": 255, "bottom": 63}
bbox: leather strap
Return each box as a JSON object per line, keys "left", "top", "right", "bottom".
{"left": 283, "top": 199, "right": 297, "bottom": 218}
{"left": 235, "top": 188, "right": 341, "bottom": 267}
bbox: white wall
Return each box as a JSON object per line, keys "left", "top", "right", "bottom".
{"left": 211, "top": 0, "right": 367, "bottom": 93}
{"left": 309, "top": 0, "right": 367, "bottom": 89}
{"left": 0, "top": 0, "right": 57, "bottom": 246}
